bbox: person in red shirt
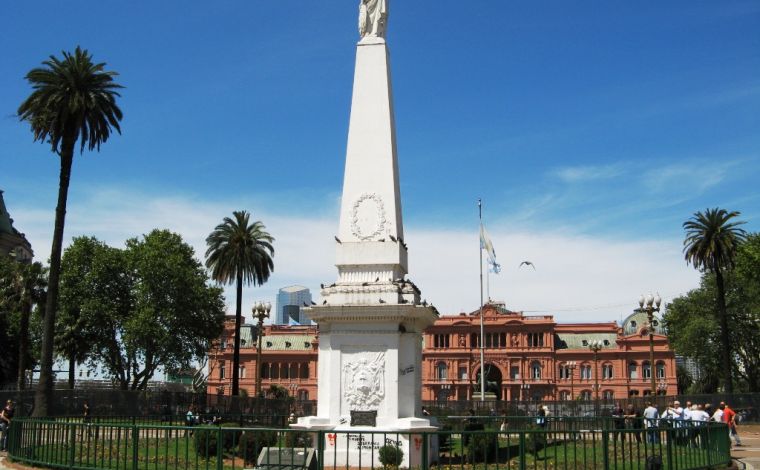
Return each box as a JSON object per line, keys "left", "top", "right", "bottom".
{"left": 719, "top": 402, "right": 742, "bottom": 447}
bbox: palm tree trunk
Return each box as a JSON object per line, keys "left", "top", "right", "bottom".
{"left": 16, "top": 292, "right": 31, "bottom": 391}
{"left": 34, "top": 139, "right": 74, "bottom": 417}
{"left": 715, "top": 270, "right": 734, "bottom": 394}
{"left": 231, "top": 270, "right": 243, "bottom": 396}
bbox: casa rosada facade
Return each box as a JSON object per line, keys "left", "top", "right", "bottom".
{"left": 206, "top": 303, "right": 676, "bottom": 402}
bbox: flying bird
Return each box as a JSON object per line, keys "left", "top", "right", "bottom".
{"left": 334, "top": 236, "right": 342, "bottom": 244}
{"left": 519, "top": 261, "right": 536, "bottom": 270}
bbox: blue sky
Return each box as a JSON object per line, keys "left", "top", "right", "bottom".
{"left": 1, "top": 1, "right": 759, "bottom": 321}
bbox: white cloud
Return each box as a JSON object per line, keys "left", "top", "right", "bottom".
{"left": 551, "top": 164, "right": 625, "bottom": 183}
{"left": 11, "top": 187, "right": 700, "bottom": 324}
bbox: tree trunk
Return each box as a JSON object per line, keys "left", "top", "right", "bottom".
{"left": 16, "top": 289, "right": 31, "bottom": 391}
{"left": 231, "top": 270, "right": 243, "bottom": 396}
{"left": 68, "top": 356, "right": 76, "bottom": 390}
{"left": 715, "top": 269, "right": 734, "bottom": 394}
{"left": 34, "top": 139, "right": 74, "bottom": 417}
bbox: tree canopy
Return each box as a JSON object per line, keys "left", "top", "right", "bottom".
{"left": 665, "top": 232, "right": 760, "bottom": 393}
{"left": 58, "top": 230, "right": 226, "bottom": 389}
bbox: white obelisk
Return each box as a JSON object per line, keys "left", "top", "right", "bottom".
{"left": 295, "top": 1, "right": 438, "bottom": 467}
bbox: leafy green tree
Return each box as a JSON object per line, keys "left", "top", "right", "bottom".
{"left": 0, "top": 258, "right": 47, "bottom": 389}
{"left": 205, "top": 211, "right": 274, "bottom": 396}
{"left": 676, "top": 365, "right": 693, "bottom": 394}
{"left": 58, "top": 237, "right": 128, "bottom": 389}
{"left": 729, "top": 234, "right": 760, "bottom": 390}
{"left": 17, "top": 47, "right": 123, "bottom": 415}
{"left": 682, "top": 208, "right": 746, "bottom": 393}
{"left": 58, "top": 231, "right": 226, "bottom": 389}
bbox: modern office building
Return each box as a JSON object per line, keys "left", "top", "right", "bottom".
{"left": 274, "top": 285, "right": 312, "bottom": 325}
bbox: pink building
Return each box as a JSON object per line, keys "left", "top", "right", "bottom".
{"left": 207, "top": 303, "right": 676, "bottom": 401}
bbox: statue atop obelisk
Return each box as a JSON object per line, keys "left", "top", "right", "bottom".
{"left": 296, "top": 2, "right": 437, "bottom": 466}
{"left": 359, "top": 0, "right": 388, "bottom": 40}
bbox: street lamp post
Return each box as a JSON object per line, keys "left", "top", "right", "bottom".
{"left": 588, "top": 340, "right": 603, "bottom": 409}
{"left": 565, "top": 361, "right": 577, "bottom": 401}
{"left": 253, "top": 301, "right": 272, "bottom": 399}
{"left": 638, "top": 293, "right": 662, "bottom": 396}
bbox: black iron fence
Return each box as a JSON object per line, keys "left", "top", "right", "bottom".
{"left": 2, "top": 389, "right": 756, "bottom": 422}
{"left": 6, "top": 416, "right": 731, "bottom": 470}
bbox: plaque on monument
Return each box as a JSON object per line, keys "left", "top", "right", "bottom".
{"left": 255, "top": 447, "right": 317, "bottom": 470}
{"left": 350, "top": 410, "right": 377, "bottom": 426}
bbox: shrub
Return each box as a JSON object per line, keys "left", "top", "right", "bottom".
{"left": 378, "top": 444, "right": 404, "bottom": 468}
{"left": 193, "top": 423, "right": 242, "bottom": 458}
{"left": 284, "top": 430, "right": 311, "bottom": 448}
{"left": 525, "top": 426, "right": 547, "bottom": 455}
{"left": 238, "top": 428, "right": 279, "bottom": 465}
{"left": 467, "top": 432, "right": 498, "bottom": 463}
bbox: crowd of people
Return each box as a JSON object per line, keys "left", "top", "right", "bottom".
{"left": 615, "top": 400, "right": 742, "bottom": 447}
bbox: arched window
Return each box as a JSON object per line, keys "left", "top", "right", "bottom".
{"left": 531, "top": 361, "right": 542, "bottom": 379}
{"left": 642, "top": 361, "right": 652, "bottom": 379}
{"left": 581, "top": 390, "right": 592, "bottom": 401}
{"left": 271, "top": 363, "right": 280, "bottom": 379}
{"left": 470, "top": 333, "right": 479, "bottom": 348}
{"left": 298, "top": 390, "right": 309, "bottom": 401}
{"left": 261, "top": 363, "right": 270, "bottom": 379}
{"left": 300, "top": 363, "right": 309, "bottom": 379}
{"left": 282, "top": 363, "right": 290, "bottom": 379}
{"left": 219, "top": 361, "right": 226, "bottom": 379}
{"left": 628, "top": 362, "right": 638, "bottom": 379}
{"left": 559, "top": 390, "right": 571, "bottom": 401}
{"left": 656, "top": 362, "right": 665, "bottom": 379}
{"left": 436, "top": 362, "right": 448, "bottom": 380}
{"left": 603, "top": 390, "right": 614, "bottom": 400}
{"left": 581, "top": 364, "right": 592, "bottom": 380}
{"left": 290, "top": 363, "right": 298, "bottom": 379}
{"left": 602, "top": 364, "right": 613, "bottom": 379}
{"left": 239, "top": 366, "right": 246, "bottom": 379}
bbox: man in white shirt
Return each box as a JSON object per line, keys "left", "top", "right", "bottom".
{"left": 643, "top": 402, "right": 660, "bottom": 443}
{"left": 683, "top": 401, "right": 693, "bottom": 421}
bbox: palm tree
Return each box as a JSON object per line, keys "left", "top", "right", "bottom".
{"left": 205, "top": 211, "right": 274, "bottom": 396}
{"left": 683, "top": 207, "right": 747, "bottom": 394}
{"left": 17, "top": 46, "right": 123, "bottom": 415}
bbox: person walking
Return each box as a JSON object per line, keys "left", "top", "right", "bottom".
{"left": 0, "top": 400, "right": 14, "bottom": 451}
{"left": 612, "top": 404, "right": 626, "bottom": 442}
{"left": 625, "top": 404, "right": 643, "bottom": 444}
{"left": 643, "top": 402, "right": 660, "bottom": 444}
{"left": 720, "top": 402, "right": 742, "bottom": 447}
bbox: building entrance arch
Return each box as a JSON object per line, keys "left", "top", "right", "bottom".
{"left": 474, "top": 363, "right": 504, "bottom": 399}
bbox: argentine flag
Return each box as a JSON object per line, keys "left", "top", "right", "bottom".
{"left": 480, "top": 224, "right": 497, "bottom": 265}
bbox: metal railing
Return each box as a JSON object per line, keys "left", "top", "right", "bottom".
{"left": 6, "top": 416, "right": 730, "bottom": 470}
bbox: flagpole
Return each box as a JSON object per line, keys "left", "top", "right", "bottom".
{"left": 478, "top": 199, "right": 485, "bottom": 403}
